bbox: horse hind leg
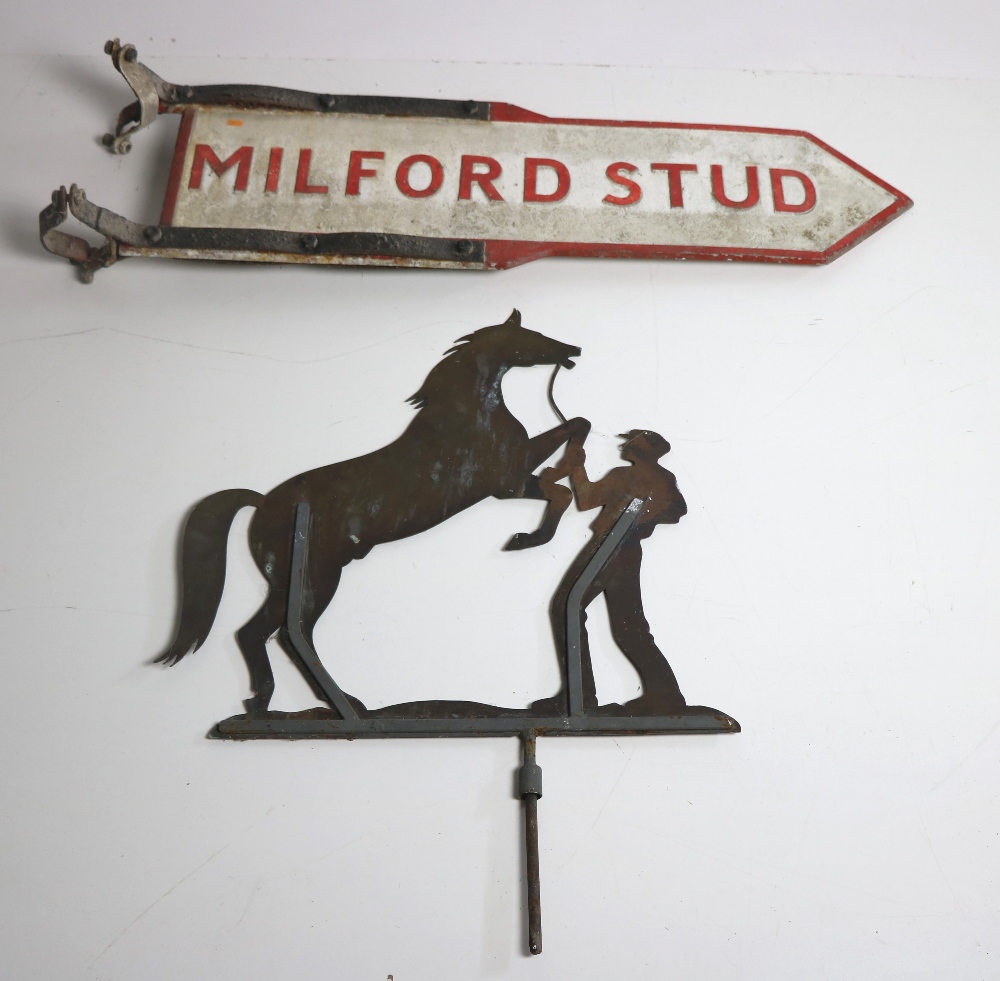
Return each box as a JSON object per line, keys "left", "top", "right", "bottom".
{"left": 277, "top": 559, "right": 367, "bottom": 718}
{"left": 236, "top": 589, "right": 287, "bottom": 716}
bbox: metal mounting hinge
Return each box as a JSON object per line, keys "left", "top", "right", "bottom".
{"left": 102, "top": 38, "right": 172, "bottom": 154}
{"left": 38, "top": 185, "right": 151, "bottom": 282}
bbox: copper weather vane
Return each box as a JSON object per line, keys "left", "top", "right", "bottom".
{"left": 157, "top": 310, "right": 738, "bottom": 953}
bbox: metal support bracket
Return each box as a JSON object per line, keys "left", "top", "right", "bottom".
{"left": 213, "top": 490, "right": 737, "bottom": 740}
{"left": 285, "top": 502, "right": 361, "bottom": 721}
{"left": 566, "top": 497, "right": 644, "bottom": 717}
{"left": 38, "top": 186, "right": 125, "bottom": 283}
{"left": 102, "top": 38, "right": 173, "bottom": 154}
{"left": 98, "top": 38, "right": 489, "bottom": 156}
{"left": 38, "top": 183, "right": 488, "bottom": 282}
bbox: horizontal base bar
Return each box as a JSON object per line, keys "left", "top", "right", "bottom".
{"left": 212, "top": 706, "right": 740, "bottom": 740}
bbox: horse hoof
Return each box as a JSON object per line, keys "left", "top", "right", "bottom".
{"left": 615, "top": 694, "right": 687, "bottom": 717}
{"left": 503, "top": 533, "right": 534, "bottom": 551}
{"left": 344, "top": 693, "right": 369, "bottom": 717}
{"left": 528, "top": 694, "right": 568, "bottom": 717}
{"left": 243, "top": 696, "right": 272, "bottom": 717}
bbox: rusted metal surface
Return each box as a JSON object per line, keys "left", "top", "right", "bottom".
{"left": 37, "top": 184, "right": 486, "bottom": 280}
{"left": 39, "top": 39, "right": 911, "bottom": 280}
{"left": 159, "top": 311, "right": 590, "bottom": 720}
{"left": 519, "top": 733, "right": 543, "bottom": 955}
{"left": 39, "top": 187, "right": 119, "bottom": 283}
{"left": 156, "top": 309, "right": 737, "bottom": 736}
{"left": 154, "top": 309, "right": 739, "bottom": 952}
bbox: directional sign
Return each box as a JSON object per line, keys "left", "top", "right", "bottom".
{"left": 162, "top": 106, "right": 910, "bottom": 268}
{"left": 40, "top": 41, "right": 911, "bottom": 279}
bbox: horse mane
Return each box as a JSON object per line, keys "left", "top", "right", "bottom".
{"left": 407, "top": 310, "right": 521, "bottom": 409}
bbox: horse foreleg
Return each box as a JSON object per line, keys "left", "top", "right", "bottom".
{"left": 502, "top": 418, "right": 591, "bottom": 551}
{"left": 523, "top": 416, "right": 591, "bottom": 472}
{"left": 503, "top": 470, "right": 573, "bottom": 551}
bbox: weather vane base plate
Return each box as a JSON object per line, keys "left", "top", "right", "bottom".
{"left": 212, "top": 708, "right": 740, "bottom": 740}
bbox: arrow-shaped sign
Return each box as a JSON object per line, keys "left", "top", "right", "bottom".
{"left": 40, "top": 40, "right": 911, "bottom": 279}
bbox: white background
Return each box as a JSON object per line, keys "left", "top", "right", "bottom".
{"left": 2, "top": 5, "right": 999, "bottom": 980}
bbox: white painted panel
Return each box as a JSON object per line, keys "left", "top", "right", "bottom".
{"left": 169, "top": 108, "right": 899, "bottom": 254}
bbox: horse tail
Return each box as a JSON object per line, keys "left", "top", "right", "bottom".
{"left": 157, "top": 488, "right": 265, "bottom": 665}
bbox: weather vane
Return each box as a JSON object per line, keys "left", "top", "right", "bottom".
{"left": 158, "top": 309, "right": 739, "bottom": 954}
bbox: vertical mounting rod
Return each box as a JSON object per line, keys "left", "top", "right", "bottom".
{"left": 519, "top": 731, "right": 543, "bottom": 954}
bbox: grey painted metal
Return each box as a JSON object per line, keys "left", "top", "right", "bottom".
{"left": 212, "top": 710, "right": 738, "bottom": 739}
{"left": 565, "top": 497, "right": 644, "bottom": 716}
{"left": 285, "top": 502, "right": 360, "bottom": 721}
{"left": 518, "top": 759, "right": 543, "bottom": 799}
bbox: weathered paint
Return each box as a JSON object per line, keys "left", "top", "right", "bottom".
{"left": 41, "top": 46, "right": 912, "bottom": 277}
{"left": 161, "top": 104, "right": 910, "bottom": 266}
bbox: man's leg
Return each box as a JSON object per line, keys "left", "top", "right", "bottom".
{"left": 601, "top": 541, "right": 686, "bottom": 712}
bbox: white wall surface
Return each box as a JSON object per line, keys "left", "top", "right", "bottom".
{"left": 1, "top": 30, "right": 999, "bottom": 981}
{"left": 3, "top": 1, "right": 1000, "bottom": 81}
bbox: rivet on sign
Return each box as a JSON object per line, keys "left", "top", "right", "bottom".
{"left": 463, "top": 100, "right": 479, "bottom": 115}
{"left": 322, "top": 95, "right": 337, "bottom": 109}
{"left": 124, "top": 48, "right": 137, "bottom": 62}
{"left": 144, "top": 226, "right": 163, "bottom": 243}
{"left": 104, "top": 41, "right": 114, "bottom": 55}
{"left": 455, "top": 240, "right": 474, "bottom": 256}
{"left": 302, "top": 234, "right": 319, "bottom": 251}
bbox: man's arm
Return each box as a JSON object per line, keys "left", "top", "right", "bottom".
{"left": 561, "top": 440, "right": 616, "bottom": 511}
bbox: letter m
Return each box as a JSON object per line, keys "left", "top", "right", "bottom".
{"left": 188, "top": 144, "right": 254, "bottom": 191}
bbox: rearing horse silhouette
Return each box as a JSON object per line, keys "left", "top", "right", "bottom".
{"left": 158, "top": 310, "right": 589, "bottom": 716}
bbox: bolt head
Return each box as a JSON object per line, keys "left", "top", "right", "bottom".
{"left": 144, "top": 226, "right": 163, "bottom": 243}
{"left": 124, "top": 47, "right": 137, "bottom": 62}
{"left": 104, "top": 40, "right": 115, "bottom": 55}
{"left": 462, "top": 100, "right": 479, "bottom": 115}
{"left": 301, "top": 234, "right": 319, "bottom": 251}
{"left": 455, "top": 239, "right": 474, "bottom": 256}
{"left": 322, "top": 94, "right": 337, "bottom": 108}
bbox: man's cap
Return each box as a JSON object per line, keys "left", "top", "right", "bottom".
{"left": 618, "top": 429, "right": 671, "bottom": 455}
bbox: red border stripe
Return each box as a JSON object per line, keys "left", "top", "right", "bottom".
{"left": 157, "top": 100, "right": 911, "bottom": 266}
{"left": 159, "top": 107, "right": 195, "bottom": 227}
{"left": 483, "top": 199, "right": 911, "bottom": 269}
{"left": 483, "top": 101, "right": 912, "bottom": 267}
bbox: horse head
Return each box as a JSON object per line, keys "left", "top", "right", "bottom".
{"left": 408, "top": 310, "right": 581, "bottom": 409}
{"left": 454, "top": 309, "right": 581, "bottom": 371}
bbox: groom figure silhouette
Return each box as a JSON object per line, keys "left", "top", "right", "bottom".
{"left": 533, "top": 429, "right": 688, "bottom": 716}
